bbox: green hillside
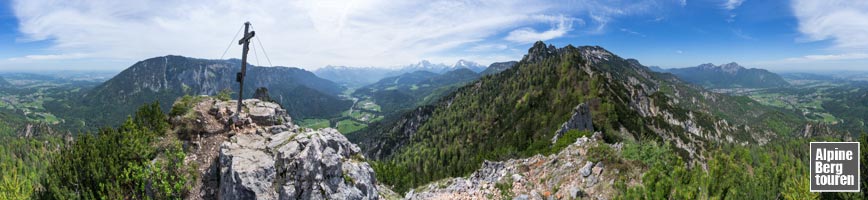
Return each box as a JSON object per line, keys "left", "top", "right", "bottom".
{"left": 357, "top": 42, "right": 807, "bottom": 193}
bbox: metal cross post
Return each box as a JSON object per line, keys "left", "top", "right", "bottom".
{"left": 236, "top": 22, "right": 255, "bottom": 116}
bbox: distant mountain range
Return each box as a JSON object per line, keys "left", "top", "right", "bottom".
{"left": 314, "top": 59, "right": 490, "bottom": 87}
{"left": 52, "top": 55, "right": 352, "bottom": 128}
{"left": 352, "top": 68, "right": 481, "bottom": 113}
{"left": 306, "top": 66, "right": 395, "bottom": 87}
{"left": 657, "top": 62, "right": 789, "bottom": 88}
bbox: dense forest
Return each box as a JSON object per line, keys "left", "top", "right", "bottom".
{"left": 615, "top": 135, "right": 867, "bottom": 199}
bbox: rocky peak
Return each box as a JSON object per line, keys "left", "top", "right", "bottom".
{"left": 696, "top": 62, "right": 744, "bottom": 74}
{"left": 697, "top": 63, "right": 716, "bottom": 69}
{"left": 173, "top": 97, "right": 381, "bottom": 199}
{"left": 523, "top": 41, "right": 559, "bottom": 63}
{"left": 577, "top": 46, "right": 615, "bottom": 64}
{"left": 453, "top": 59, "right": 471, "bottom": 67}
{"left": 719, "top": 62, "right": 744, "bottom": 73}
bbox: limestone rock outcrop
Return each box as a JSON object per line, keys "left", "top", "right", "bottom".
{"left": 175, "top": 97, "right": 380, "bottom": 200}
{"left": 219, "top": 128, "right": 379, "bottom": 200}
{"left": 551, "top": 103, "right": 593, "bottom": 143}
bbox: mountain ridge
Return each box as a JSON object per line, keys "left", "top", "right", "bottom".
{"left": 351, "top": 41, "right": 808, "bottom": 193}
{"left": 54, "top": 55, "right": 352, "bottom": 129}
{"left": 314, "top": 59, "right": 488, "bottom": 87}
{"left": 664, "top": 62, "right": 790, "bottom": 88}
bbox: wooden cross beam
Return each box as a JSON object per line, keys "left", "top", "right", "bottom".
{"left": 236, "top": 21, "right": 255, "bottom": 116}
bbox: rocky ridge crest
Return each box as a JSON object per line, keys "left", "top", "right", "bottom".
{"left": 406, "top": 132, "right": 639, "bottom": 200}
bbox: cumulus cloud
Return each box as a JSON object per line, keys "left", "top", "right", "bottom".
{"left": 792, "top": 0, "right": 868, "bottom": 50}
{"left": 11, "top": 0, "right": 677, "bottom": 69}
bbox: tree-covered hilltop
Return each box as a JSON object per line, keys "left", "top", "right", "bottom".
{"left": 358, "top": 41, "right": 808, "bottom": 193}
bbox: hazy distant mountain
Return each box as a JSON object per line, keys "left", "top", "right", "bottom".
{"left": 353, "top": 68, "right": 480, "bottom": 113}
{"left": 666, "top": 62, "right": 789, "bottom": 88}
{"left": 449, "top": 59, "right": 487, "bottom": 73}
{"left": 647, "top": 66, "right": 666, "bottom": 72}
{"left": 397, "top": 60, "right": 451, "bottom": 74}
{"left": 62, "top": 55, "right": 351, "bottom": 127}
{"left": 480, "top": 61, "right": 518, "bottom": 76}
{"left": 314, "top": 65, "right": 397, "bottom": 87}
{"left": 315, "top": 59, "right": 489, "bottom": 88}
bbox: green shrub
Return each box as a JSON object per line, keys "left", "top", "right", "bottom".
{"left": 620, "top": 140, "right": 672, "bottom": 167}
{"left": 550, "top": 130, "right": 591, "bottom": 154}
{"left": 38, "top": 102, "right": 193, "bottom": 199}
{"left": 216, "top": 88, "right": 233, "bottom": 101}
{"left": 586, "top": 143, "right": 618, "bottom": 164}
{"left": 169, "top": 95, "right": 203, "bottom": 118}
{"left": 495, "top": 176, "right": 513, "bottom": 199}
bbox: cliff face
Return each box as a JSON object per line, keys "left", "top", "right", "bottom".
{"left": 551, "top": 103, "right": 594, "bottom": 143}
{"left": 171, "top": 97, "right": 382, "bottom": 199}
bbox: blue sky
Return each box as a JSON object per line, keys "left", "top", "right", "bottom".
{"left": 0, "top": 0, "right": 866, "bottom": 71}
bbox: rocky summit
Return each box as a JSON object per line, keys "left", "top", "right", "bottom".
{"left": 173, "top": 96, "right": 382, "bottom": 200}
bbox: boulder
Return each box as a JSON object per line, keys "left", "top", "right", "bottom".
{"left": 219, "top": 128, "right": 378, "bottom": 200}
{"left": 243, "top": 99, "right": 290, "bottom": 126}
{"left": 219, "top": 138, "right": 277, "bottom": 199}
{"left": 580, "top": 161, "right": 595, "bottom": 177}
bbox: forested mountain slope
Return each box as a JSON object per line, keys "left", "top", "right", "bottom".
{"left": 350, "top": 41, "right": 808, "bottom": 192}
{"left": 48, "top": 55, "right": 351, "bottom": 129}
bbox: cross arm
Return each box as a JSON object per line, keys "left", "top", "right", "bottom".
{"left": 239, "top": 31, "right": 256, "bottom": 45}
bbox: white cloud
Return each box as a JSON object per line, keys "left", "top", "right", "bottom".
{"left": 11, "top": 0, "right": 677, "bottom": 70}
{"left": 787, "top": 53, "right": 868, "bottom": 62}
{"left": 750, "top": 52, "right": 868, "bottom": 71}
{"left": 504, "top": 16, "right": 575, "bottom": 43}
{"left": 467, "top": 44, "right": 509, "bottom": 52}
{"left": 723, "top": 0, "right": 745, "bottom": 10}
{"left": 792, "top": 0, "right": 868, "bottom": 50}
{"left": 619, "top": 28, "right": 646, "bottom": 37}
{"left": 8, "top": 53, "right": 89, "bottom": 61}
